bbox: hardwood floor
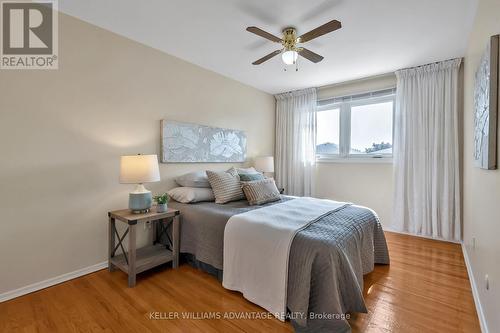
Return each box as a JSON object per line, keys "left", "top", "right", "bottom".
{"left": 0, "top": 232, "right": 480, "bottom": 333}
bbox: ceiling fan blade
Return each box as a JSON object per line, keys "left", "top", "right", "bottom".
{"left": 298, "top": 48, "right": 324, "bottom": 63}
{"left": 298, "top": 20, "right": 341, "bottom": 43}
{"left": 246, "top": 26, "right": 282, "bottom": 43}
{"left": 252, "top": 49, "right": 282, "bottom": 65}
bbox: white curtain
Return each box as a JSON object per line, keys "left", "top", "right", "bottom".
{"left": 393, "top": 58, "right": 462, "bottom": 241}
{"left": 275, "top": 88, "right": 317, "bottom": 196}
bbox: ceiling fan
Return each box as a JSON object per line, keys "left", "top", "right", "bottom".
{"left": 246, "top": 19, "right": 342, "bottom": 67}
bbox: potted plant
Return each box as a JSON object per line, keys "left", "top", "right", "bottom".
{"left": 153, "top": 193, "right": 169, "bottom": 213}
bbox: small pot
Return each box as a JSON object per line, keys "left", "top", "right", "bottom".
{"left": 156, "top": 203, "right": 168, "bottom": 213}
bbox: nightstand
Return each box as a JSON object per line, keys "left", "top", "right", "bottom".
{"left": 108, "top": 208, "right": 180, "bottom": 287}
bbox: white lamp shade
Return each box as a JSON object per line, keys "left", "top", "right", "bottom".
{"left": 120, "top": 154, "right": 160, "bottom": 184}
{"left": 254, "top": 156, "right": 275, "bottom": 173}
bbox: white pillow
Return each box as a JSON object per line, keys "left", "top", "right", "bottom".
{"left": 168, "top": 187, "right": 215, "bottom": 203}
{"left": 236, "top": 167, "right": 259, "bottom": 174}
{"left": 175, "top": 171, "right": 211, "bottom": 188}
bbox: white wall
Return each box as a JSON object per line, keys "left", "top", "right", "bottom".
{"left": 462, "top": 0, "right": 500, "bottom": 330}
{"left": 0, "top": 14, "right": 275, "bottom": 295}
{"left": 315, "top": 74, "right": 396, "bottom": 227}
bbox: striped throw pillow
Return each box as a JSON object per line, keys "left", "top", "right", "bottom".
{"left": 241, "top": 178, "right": 281, "bottom": 206}
{"left": 206, "top": 168, "right": 245, "bottom": 204}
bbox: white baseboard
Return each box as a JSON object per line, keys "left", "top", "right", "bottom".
{"left": 384, "top": 227, "right": 461, "bottom": 244}
{"left": 0, "top": 261, "right": 108, "bottom": 303}
{"left": 461, "top": 243, "right": 489, "bottom": 333}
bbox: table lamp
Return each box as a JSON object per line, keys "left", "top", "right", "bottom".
{"left": 120, "top": 154, "right": 160, "bottom": 214}
{"left": 254, "top": 156, "right": 274, "bottom": 177}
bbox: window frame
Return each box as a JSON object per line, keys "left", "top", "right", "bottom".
{"left": 316, "top": 94, "right": 395, "bottom": 162}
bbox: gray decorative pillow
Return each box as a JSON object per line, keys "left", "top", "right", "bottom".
{"left": 239, "top": 172, "right": 265, "bottom": 182}
{"left": 241, "top": 178, "right": 281, "bottom": 206}
{"left": 175, "top": 171, "right": 211, "bottom": 188}
{"left": 206, "top": 168, "right": 245, "bottom": 204}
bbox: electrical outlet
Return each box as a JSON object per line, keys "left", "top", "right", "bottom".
{"left": 472, "top": 237, "right": 476, "bottom": 250}
{"left": 144, "top": 221, "right": 152, "bottom": 230}
{"left": 485, "top": 275, "right": 490, "bottom": 290}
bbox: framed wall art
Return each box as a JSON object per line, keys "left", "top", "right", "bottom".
{"left": 474, "top": 34, "right": 499, "bottom": 170}
{"left": 161, "top": 120, "right": 247, "bottom": 163}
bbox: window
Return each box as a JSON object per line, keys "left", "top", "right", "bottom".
{"left": 350, "top": 101, "right": 393, "bottom": 155}
{"left": 316, "top": 89, "right": 395, "bottom": 160}
{"left": 316, "top": 108, "right": 340, "bottom": 154}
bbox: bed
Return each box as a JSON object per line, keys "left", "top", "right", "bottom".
{"left": 167, "top": 196, "right": 389, "bottom": 332}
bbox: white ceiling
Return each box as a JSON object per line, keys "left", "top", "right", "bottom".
{"left": 59, "top": 0, "right": 477, "bottom": 94}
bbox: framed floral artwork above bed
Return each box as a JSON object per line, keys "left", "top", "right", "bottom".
{"left": 474, "top": 34, "right": 499, "bottom": 170}
{"left": 161, "top": 120, "right": 247, "bottom": 163}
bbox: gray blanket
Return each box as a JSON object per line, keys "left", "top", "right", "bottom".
{"left": 288, "top": 205, "right": 389, "bottom": 332}
{"left": 168, "top": 197, "right": 389, "bottom": 332}
{"left": 169, "top": 197, "right": 294, "bottom": 270}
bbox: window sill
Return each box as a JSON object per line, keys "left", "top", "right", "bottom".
{"left": 316, "top": 157, "right": 393, "bottom": 164}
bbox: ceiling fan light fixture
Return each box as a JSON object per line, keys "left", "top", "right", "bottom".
{"left": 282, "top": 50, "right": 298, "bottom": 65}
